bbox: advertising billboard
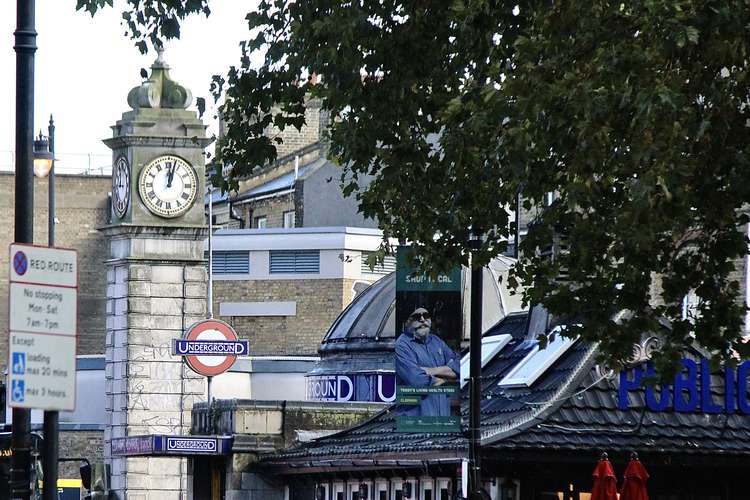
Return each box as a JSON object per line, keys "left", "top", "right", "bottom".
{"left": 394, "top": 246, "right": 462, "bottom": 432}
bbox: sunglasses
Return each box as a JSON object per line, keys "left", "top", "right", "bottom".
{"left": 411, "top": 312, "right": 430, "bottom": 320}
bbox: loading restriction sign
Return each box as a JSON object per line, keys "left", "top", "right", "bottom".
{"left": 173, "top": 319, "right": 248, "bottom": 377}
{"left": 7, "top": 244, "right": 78, "bottom": 411}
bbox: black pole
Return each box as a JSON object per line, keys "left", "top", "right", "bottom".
{"left": 12, "top": 1, "right": 36, "bottom": 499}
{"left": 47, "top": 115, "right": 55, "bottom": 246}
{"left": 468, "top": 247, "right": 483, "bottom": 499}
{"left": 42, "top": 115, "right": 59, "bottom": 500}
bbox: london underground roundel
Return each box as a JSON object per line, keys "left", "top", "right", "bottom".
{"left": 181, "top": 319, "right": 242, "bottom": 376}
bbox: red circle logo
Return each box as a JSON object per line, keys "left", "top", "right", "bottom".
{"left": 182, "top": 319, "right": 241, "bottom": 377}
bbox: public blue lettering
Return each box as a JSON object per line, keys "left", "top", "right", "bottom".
{"left": 618, "top": 357, "right": 750, "bottom": 415}
{"left": 673, "top": 359, "right": 698, "bottom": 412}
{"left": 725, "top": 367, "right": 737, "bottom": 413}
{"left": 618, "top": 366, "right": 642, "bottom": 410}
{"left": 700, "top": 358, "right": 722, "bottom": 414}
{"left": 644, "top": 363, "right": 671, "bottom": 411}
{"left": 737, "top": 361, "right": 750, "bottom": 414}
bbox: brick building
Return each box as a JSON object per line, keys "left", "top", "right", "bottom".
{"left": 209, "top": 227, "right": 394, "bottom": 358}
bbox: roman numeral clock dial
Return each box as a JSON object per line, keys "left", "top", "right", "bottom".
{"left": 138, "top": 155, "right": 198, "bottom": 218}
{"left": 112, "top": 156, "right": 130, "bottom": 218}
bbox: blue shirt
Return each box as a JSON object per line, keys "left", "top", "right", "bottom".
{"left": 395, "top": 330, "right": 460, "bottom": 417}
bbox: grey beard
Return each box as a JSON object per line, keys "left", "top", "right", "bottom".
{"left": 413, "top": 327, "right": 429, "bottom": 340}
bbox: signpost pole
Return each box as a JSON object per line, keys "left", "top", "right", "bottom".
{"left": 12, "top": 1, "right": 36, "bottom": 498}
{"left": 42, "top": 117, "right": 58, "bottom": 500}
{"left": 206, "top": 183, "right": 214, "bottom": 409}
{"left": 468, "top": 243, "right": 483, "bottom": 499}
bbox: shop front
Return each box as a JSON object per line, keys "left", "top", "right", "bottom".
{"left": 260, "top": 310, "right": 750, "bottom": 500}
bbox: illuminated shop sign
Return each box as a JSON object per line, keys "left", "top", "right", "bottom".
{"left": 619, "top": 357, "right": 750, "bottom": 414}
{"left": 306, "top": 373, "right": 396, "bottom": 403}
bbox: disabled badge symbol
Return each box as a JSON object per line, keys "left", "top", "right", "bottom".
{"left": 11, "top": 380, "right": 25, "bottom": 402}
{"left": 12, "top": 352, "right": 25, "bottom": 375}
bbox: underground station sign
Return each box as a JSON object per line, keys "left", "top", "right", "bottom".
{"left": 7, "top": 243, "right": 78, "bottom": 411}
{"left": 173, "top": 319, "right": 248, "bottom": 376}
{"left": 111, "top": 434, "right": 233, "bottom": 456}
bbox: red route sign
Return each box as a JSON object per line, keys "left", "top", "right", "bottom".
{"left": 182, "top": 319, "right": 241, "bottom": 377}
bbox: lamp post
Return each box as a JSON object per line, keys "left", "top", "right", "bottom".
{"left": 12, "top": 0, "right": 36, "bottom": 498}
{"left": 33, "top": 115, "right": 58, "bottom": 500}
{"left": 468, "top": 233, "right": 484, "bottom": 500}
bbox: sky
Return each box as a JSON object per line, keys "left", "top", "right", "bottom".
{"left": 1, "top": 1, "right": 259, "bottom": 174}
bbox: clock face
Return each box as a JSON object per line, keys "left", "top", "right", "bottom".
{"left": 112, "top": 156, "right": 130, "bottom": 218}
{"left": 138, "top": 155, "right": 198, "bottom": 218}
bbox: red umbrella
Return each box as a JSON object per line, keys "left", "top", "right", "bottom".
{"left": 591, "top": 453, "right": 618, "bottom": 500}
{"left": 620, "top": 454, "right": 649, "bottom": 500}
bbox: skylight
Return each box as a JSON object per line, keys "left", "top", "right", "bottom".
{"left": 498, "top": 326, "right": 577, "bottom": 388}
{"left": 459, "top": 334, "right": 513, "bottom": 388}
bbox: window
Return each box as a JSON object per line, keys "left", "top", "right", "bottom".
{"left": 498, "top": 326, "right": 577, "bottom": 388}
{"left": 460, "top": 334, "right": 512, "bottom": 387}
{"left": 283, "top": 210, "right": 296, "bottom": 228}
{"left": 269, "top": 250, "right": 320, "bottom": 274}
{"left": 205, "top": 251, "right": 249, "bottom": 275}
{"left": 361, "top": 252, "right": 397, "bottom": 276}
{"left": 255, "top": 216, "right": 267, "bottom": 229}
{"left": 682, "top": 290, "right": 700, "bottom": 322}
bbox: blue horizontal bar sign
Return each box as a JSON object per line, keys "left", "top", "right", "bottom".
{"left": 172, "top": 339, "right": 249, "bottom": 356}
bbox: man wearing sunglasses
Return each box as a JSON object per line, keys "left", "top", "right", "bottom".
{"left": 395, "top": 307, "right": 460, "bottom": 417}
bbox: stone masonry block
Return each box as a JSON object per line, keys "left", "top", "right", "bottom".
{"left": 150, "top": 361, "right": 185, "bottom": 381}
{"left": 146, "top": 491, "right": 182, "bottom": 500}
{"left": 151, "top": 283, "right": 184, "bottom": 297}
{"left": 183, "top": 298, "right": 205, "bottom": 315}
{"left": 236, "top": 409, "right": 283, "bottom": 435}
{"left": 184, "top": 282, "right": 206, "bottom": 298}
{"left": 129, "top": 313, "right": 182, "bottom": 330}
{"left": 115, "top": 265, "right": 128, "bottom": 283}
{"left": 128, "top": 265, "right": 152, "bottom": 281}
{"left": 148, "top": 457, "right": 183, "bottom": 476}
{"left": 184, "top": 266, "right": 206, "bottom": 282}
{"left": 183, "top": 315, "right": 206, "bottom": 330}
{"left": 127, "top": 378, "right": 184, "bottom": 394}
{"left": 127, "top": 411, "right": 183, "bottom": 433}
{"left": 128, "top": 344, "right": 173, "bottom": 363}
{"left": 125, "top": 457, "right": 149, "bottom": 474}
{"left": 115, "top": 298, "right": 128, "bottom": 315}
{"left": 149, "top": 297, "right": 184, "bottom": 315}
{"left": 151, "top": 265, "right": 184, "bottom": 284}
{"left": 128, "top": 329, "right": 175, "bottom": 348}
{"left": 128, "top": 281, "right": 151, "bottom": 297}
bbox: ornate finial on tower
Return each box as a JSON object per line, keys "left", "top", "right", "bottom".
{"left": 126, "top": 49, "right": 193, "bottom": 110}
{"left": 154, "top": 46, "right": 166, "bottom": 67}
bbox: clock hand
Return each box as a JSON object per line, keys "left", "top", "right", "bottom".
{"left": 167, "top": 163, "right": 176, "bottom": 188}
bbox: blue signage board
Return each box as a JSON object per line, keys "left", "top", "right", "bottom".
{"left": 111, "top": 435, "right": 232, "bottom": 456}
{"left": 306, "top": 373, "right": 396, "bottom": 403}
{"left": 619, "top": 357, "right": 750, "bottom": 414}
{"left": 172, "top": 339, "right": 249, "bottom": 356}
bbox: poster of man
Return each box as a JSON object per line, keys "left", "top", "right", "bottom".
{"left": 395, "top": 246, "right": 463, "bottom": 432}
{"left": 395, "top": 306, "right": 460, "bottom": 417}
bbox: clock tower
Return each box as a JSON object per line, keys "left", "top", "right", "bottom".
{"left": 101, "top": 49, "right": 212, "bottom": 500}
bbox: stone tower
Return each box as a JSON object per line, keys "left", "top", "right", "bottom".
{"left": 101, "top": 49, "right": 212, "bottom": 500}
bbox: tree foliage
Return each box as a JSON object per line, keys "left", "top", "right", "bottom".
{"left": 78, "top": 0, "right": 750, "bottom": 372}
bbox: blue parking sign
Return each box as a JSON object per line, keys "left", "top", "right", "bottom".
{"left": 12, "top": 352, "right": 25, "bottom": 375}
{"left": 11, "top": 380, "right": 25, "bottom": 402}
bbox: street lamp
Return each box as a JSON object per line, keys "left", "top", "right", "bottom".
{"left": 32, "top": 115, "right": 55, "bottom": 246}
{"left": 33, "top": 114, "right": 59, "bottom": 500}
